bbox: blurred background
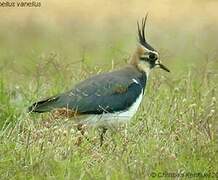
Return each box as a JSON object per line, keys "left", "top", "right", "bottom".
{"left": 1, "top": 1, "right": 218, "bottom": 177}
{"left": 0, "top": 0, "right": 218, "bottom": 85}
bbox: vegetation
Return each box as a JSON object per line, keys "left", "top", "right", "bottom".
{"left": 0, "top": 1, "right": 218, "bottom": 179}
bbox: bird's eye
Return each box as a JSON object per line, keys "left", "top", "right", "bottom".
{"left": 148, "top": 53, "right": 157, "bottom": 60}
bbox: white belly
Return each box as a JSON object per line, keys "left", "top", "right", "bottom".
{"left": 82, "top": 91, "right": 143, "bottom": 128}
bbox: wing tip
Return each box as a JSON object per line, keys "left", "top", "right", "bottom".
{"left": 27, "top": 96, "right": 59, "bottom": 113}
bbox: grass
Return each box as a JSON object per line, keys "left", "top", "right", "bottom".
{"left": 0, "top": 52, "right": 217, "bottom": 179}
{"left": 0, "top": 6, "right": 218, "bottom": 178}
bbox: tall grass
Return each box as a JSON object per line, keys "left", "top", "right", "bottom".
{"left": 0, "top": 53, "right": 217, "bottom": 179}
{"left": 0, "top": 1, "right": 218, "bottom": 178}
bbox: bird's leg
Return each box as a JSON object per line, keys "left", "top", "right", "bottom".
{"left": 75, "top": 124, "right": 84, "bottom": 146}
{"left": 77, "top": 124, "right": 85, "bottom": 135}
{"left": 75, "top": 124, "right": 89, "bottom": 146}
{"left": 100, "top": 127, "right": 107, "bottom": 146}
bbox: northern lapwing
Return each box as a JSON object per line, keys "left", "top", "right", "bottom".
{"left": 28, "top": 15, "right": 170, "bottom": 145}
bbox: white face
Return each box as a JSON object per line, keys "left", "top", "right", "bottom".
{"left": 136, "top": 45, "right": 170, "bottom": 73}
{"left": 137, "top": 45, "right": 160, "bottom": 74}
{"left": 136, "top": 16, "right": 170, "bottom": 73}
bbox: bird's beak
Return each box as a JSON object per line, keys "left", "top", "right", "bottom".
{"left": 155, "top": 61, "right": 170, "bottom": 72}
{"left": 159, "top": 63, "right": 170, "bottom": 72}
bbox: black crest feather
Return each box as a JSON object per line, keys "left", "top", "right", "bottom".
{"left": 137, "top": 14, "right": 155, "bottom": 51}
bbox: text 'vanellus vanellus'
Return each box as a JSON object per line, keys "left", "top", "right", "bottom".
{"left": 28, "top": 15, "right": 170, "bottom": 145}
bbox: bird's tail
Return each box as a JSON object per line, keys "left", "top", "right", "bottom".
{"left": 28, "top": 96, "right": 60, "bottom": 113}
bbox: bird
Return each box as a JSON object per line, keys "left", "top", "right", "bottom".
{"left": 28, "top": 15, "right": 170, "bottom": 145}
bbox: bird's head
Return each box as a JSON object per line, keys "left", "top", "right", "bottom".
{"left": 130, "top": 15, "right": 170, "bottom": 74}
